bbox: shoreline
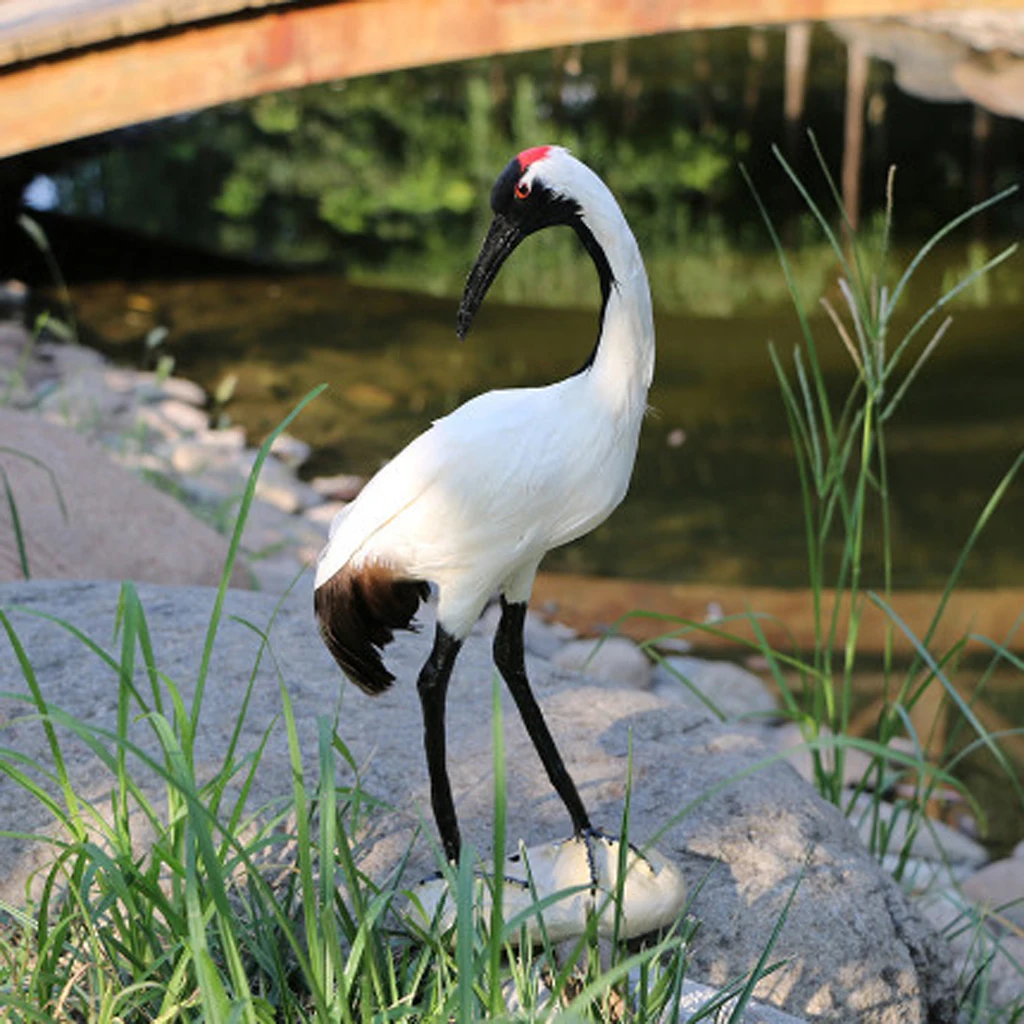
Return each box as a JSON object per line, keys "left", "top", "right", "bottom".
{"left": 4, "top": 316, "right": 1023, "bottom": 656}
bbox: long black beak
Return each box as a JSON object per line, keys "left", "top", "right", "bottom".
{"left": 456, "top": 213, "right": 523, "bottom": 340}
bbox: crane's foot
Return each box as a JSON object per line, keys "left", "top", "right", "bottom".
{"left": 405, "top": 834, "right": 687, "bottom": 944}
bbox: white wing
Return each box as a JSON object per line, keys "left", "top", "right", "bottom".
{"left": 315, "top": 377, "right": 639, "bottom": 589}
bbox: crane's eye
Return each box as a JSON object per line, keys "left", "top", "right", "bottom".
{"left": 515, "top": 179, "right": 531, "bottom": 200}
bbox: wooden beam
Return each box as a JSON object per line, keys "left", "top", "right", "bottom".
{"left": 841, "top": 35, "right": 869, "bottom": 230}
{"left": 0, "top": 0, "right": 1021, "bottom": 159}
{"left": 530, "top": 572, "right": 1024, "bottom": 656}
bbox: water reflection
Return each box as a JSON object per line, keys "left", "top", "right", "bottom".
{"left": 71, "top": 254, "right": 1024, "bottom": 589}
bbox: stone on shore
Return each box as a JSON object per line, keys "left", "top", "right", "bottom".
{"left": 652, "top": 655, "right": 778, "bottom": 719}
{"left": 0, "top": 410, "right": 248, "bottom": 588}
{"left": 552, "top": 636, "right": 652, "bottom": 689}
{"left": 310, "top": 472, "right": 367, "bottom": 502}
{"left": 961, "top": 857, "right": 1024, "bottom": 932}
{"left": 0, "top": 580, "right": 958, "bottom": 1023}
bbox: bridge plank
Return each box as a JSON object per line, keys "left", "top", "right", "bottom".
{"left": 0, "top": 0, "right": 291, "bottom": 67}
{"left": 0, "top": 0, "right": 1020, "bottom": 159}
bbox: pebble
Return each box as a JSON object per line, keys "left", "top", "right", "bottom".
{"left": 649, "top": 635, "right": 693, "bottom": 655}
{"left": 917, "top": 891, "right": 1024, "bottom": 1010}
{"left": 170, "top": 440, "right": 240, "bottom": 475}
{"left": 304, "top": 501, "right": 347, "bottom": 528}
{"left": 552, "top": 636, "right": 652, "bottom": 690}
{"left": 652, "top": 656, "right": 778, "bottom": 720}
{"left": 196, "top": 425, "right": 247, "bottom": 450}
{"left": 271, "top": 432, "right": 312, "bottom": 468}
{"left": 240, "top": 454, "right": 322, "bottom": 514}
{"left": 40, "top": 365, "right": 130, "bottom": 419}
{"left": 311, "top": 472, "right": 367, "bottom": 502}
{"left": 149, "top": 374, "right": 207, "bottom": 407}
{"left": 40, "top": 342, "right": 106, "bottom": 375}
{"left": 157, "top": 398, "right": 209, "bottom": 434}
{"left": 961, "top": 858, "right": 1024, "bottom": 932}
{"left": 474, "top": 603, "right": 576, "bottom": 661}
{"left": 768, "top": 721, "right": 874, "bottom": 786}
{"left": 848, "top": 792, "right": 989, "bottom": 885}
{"left": 136, "top": 403, "right": 186, "bottom": 442}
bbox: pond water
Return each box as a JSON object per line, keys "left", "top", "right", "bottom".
{"left": 36, "top": 22, "right": 1022, "bottom": 590}
{"left": 72, "top": 244, "right": 1023, "bottom": 591}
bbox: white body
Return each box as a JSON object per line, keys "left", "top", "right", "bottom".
{"left": 315, "top": 149, "right": 655, "bottom": 640}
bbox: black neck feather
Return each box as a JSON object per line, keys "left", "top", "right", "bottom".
{"left": 572, "top": 216, "right": 616, "bottom": 374}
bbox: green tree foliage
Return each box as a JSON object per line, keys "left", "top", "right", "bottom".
{"left": 45, "top": 27, "right": 1023, "bottom": 289}
{"left": 53, "top": 37, "right": 755, "bottom": 271}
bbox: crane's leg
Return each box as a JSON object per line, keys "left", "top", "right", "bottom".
{"left": 493, "top": 596, "right": 593, "bottom": 835}
{"left": 417, "top": 623, "right": 463, "bottom": 863}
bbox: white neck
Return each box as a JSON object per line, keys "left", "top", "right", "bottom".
{"left": 571, "top": 170, "right": 655, "bottom": 416}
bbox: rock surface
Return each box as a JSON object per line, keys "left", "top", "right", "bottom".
{"left": 0, "top": 580, "right": 958, "bottom": 1023}
{"left": 552, "top": 635, "right": 653, "bottom": 690}
{"left": 847, "top": 792, "right": 988, "bottom": 891}
{"left": 961, "top": 857, "right": 1024, "bottom": 932}
{"left": 652, "top": 655, "right": 778, "bottom": 719}
{"left": 768, "top": 722, "right": 875, "bottom": 788}
{"left": 917, "top": 890, "right": 1024, "bottom": 1011}
{"left": 0, "top": 410, "right": 247, "bottom": 588}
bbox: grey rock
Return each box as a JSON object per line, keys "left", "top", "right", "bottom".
{"left": 102, "top": 367, "right": 146, "bottom": 395}
{"left": 0, "top": 411, "right": 247, "bottom": 588}
{"left": 241, "top": 498, "right": 328, "bottom": 561}
{"left": 156, "top": 398, "right": 209, "bottom": 435}
{"left": 240, "top": 452, "right": 322, "bottom": 514}
{"left": 503, "top": 972, "right": 806, "bottom": 1022}
{"left": 303, "top": 500, "right": 346, "bottom": 531}
{"left": 474, "top": 602, "right": 575, "bottom": 661}
{"left": 197, "top": 425, "right": 247, "bottom": 451}
{"left": 270, "top": 432, "right": 312, "bottom": 468}
{"left": 848, "top": 793, "right": 988, "bottom": 890}
{"left": 652, "top": 656, "right": 778, "bottom": 719}
{"left": 136, "top": 403, "right": 187, "bottom": 443}
{"left": 40, "top": 367, "right": 132, "bottom": 427}
{"left": 310, "top": 472, "right": 367, "bottom": 502}
{"left": 108, "top": 450, "right": 170, "bottom": 475}
{"left": 248, "top": 554, "right": 314, "bottom": 595}
{"left": 962, "top": 858, "right": 1024, "bottom": 932}
{"left": 173, "top": 470, "right": 244, "bottom": 508}
{"left": 552, "top": 636, "right": 652, "bottom": 689}
{"left": 650, "top": 635, "right": 692, "bottom": 655}
{"left": 170, "top": 440, "right": 245, "bottom": 476}
{"left": 0, "top": 581, "right": 957, "bottom": 1023}
{"left": 768, "top": 722, "right": 874, "bottom": 787}
{"left": 39, "top": 342, "right": 106, "bottom": 376}
{"left": 137, "top": 373, "right": 207, "bottom": 407}
{"left": 917, "top": 890, "right": 1024, "bottom": 1011}
{"left": 675, "top": 979, "right": 809, "bottom": 1023}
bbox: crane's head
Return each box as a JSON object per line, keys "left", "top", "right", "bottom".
{"left": 457, "top": 146, "right": 610, "bottom": 340}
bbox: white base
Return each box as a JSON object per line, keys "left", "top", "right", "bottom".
{"left": 405, "top": 835, "right": 687, "bottom": 944}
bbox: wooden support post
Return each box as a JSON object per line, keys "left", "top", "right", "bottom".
{"left": 784, "top": 22, "right": 812, "bottom": 160}
{"left": 842, "top": 38, "right": 869, "bottom": 231}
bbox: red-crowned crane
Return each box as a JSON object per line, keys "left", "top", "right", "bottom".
{"left": 314, "top": 145, "right": 655, "bottom": 869}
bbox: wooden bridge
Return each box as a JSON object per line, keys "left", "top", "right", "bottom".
{"left": 1, "top": 0, "right": 1022, "bottom": 161}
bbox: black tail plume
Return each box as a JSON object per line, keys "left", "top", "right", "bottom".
{"left": 314, "top": 564, "right": 429, "bottom": 694}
